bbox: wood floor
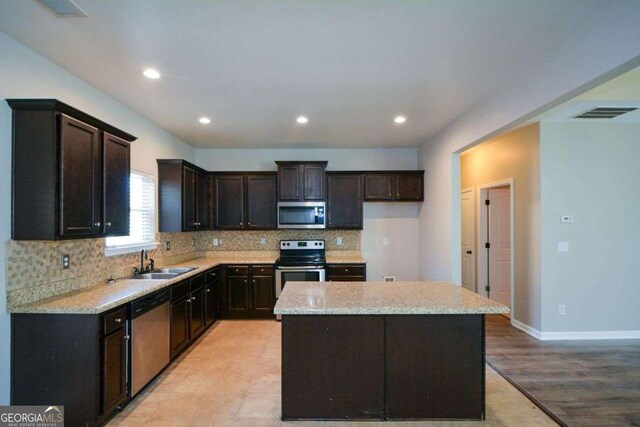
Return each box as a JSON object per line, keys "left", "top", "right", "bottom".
{"left": 485, "top": 315, "right": 640, "bottom": 427}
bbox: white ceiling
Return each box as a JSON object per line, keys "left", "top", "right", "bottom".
{"left": 0, "top": 0, "right": 607, "bottom": 148}
{"left": 534, "top": 67, "right": 640, "bottom": 123}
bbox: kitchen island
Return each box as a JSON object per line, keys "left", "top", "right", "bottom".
{"left": 274, "top": 281, "right": 510, "bottom": 421}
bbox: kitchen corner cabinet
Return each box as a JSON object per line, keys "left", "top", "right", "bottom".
{"left": 8, "top": 99, "right": 135, "bottom": 240}
{"left": 158, "top": 160, "right": 209, "bottom": 232}
{"left": 214, "top": 173, "right": 277, "bottom": 230}
{"left": 276, "top": 161, "right": 327, "bottom": 201}
{"left": 11, "top": 306, "right": 130, "bottom": 426}
{"left": 363, "top": 171, "right": 424, "bottom": 201}
{"left": 326, "top": 173, "right": 363, "bottom": 229}
{"left": 170, "top": 274, "right": 207, "bottom": 359}
{"left": 222, "top": 265, "right": 275, "bottom": 318}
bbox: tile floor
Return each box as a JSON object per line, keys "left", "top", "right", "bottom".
{"left": 109, "top": 320, "right": 557, "bottom": 426}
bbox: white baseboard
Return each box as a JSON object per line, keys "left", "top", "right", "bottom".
{"left": 510, "top": 319, "right": 640, "bottom": 341}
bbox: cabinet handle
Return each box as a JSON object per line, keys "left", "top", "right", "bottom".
{"left": 191, "top": 296, "right": 196, "bottom": 301}
{"left": 244, "top": 280, "right": 247, "bottom": 283}
{"left": 388, "top": 193, "right": 391, "bottom": 196}
{"left": 95, "top": 222, "right": 101, "bottom": 227}
{"left": 206, "top": 289, "right": 211, "bottom": 293}
{"left": 123, "top": 335, "right": 130, "bottom": 341}
{"left": 187, "top": 299, "right": 192, "bottom": 304}
{"left": 114, "top": 318, "right": 122, "bottom": 323}
{"left": 240, "top": 222, "right": 243, "bottom": 226}
{"left": 247, "top": 222, "right": 251, "bottom": 225}
{"left": 345, "top": 269, "right": 349, "bottom": 272}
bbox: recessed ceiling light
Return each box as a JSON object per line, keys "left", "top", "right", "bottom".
{"left": 394, "top": 116, "right": 407, "bottom": 124}
{"left": 143, "top": 68, "right": 161, "bottom": 79}
{"left": 198, "top": 117, "right": 211, "bottom": 124}
{"left": 296, "top": 116, "right": 309, "bottom": 124}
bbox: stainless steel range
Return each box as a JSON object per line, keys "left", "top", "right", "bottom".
{"left": 275, "top": 240, "right": 326, "bottom": 319}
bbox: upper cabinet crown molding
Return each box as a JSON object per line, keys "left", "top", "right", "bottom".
{"left": 9, "top": 99, "right": 134, "bottom": 240}
{"left": 7, "top": 99, "right": 136, "bottom": 143}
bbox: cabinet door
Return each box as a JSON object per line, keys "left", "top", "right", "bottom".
{"left": 190, "top": 287, "right": 205, "bottom": 338}
{"left": 246, "top": 175, "right": 277, "bottom": 229}
{"left": 103, "top": 327, "right": 127, "bottom": 414}
{"left": 278, "top": 165, "right": 301, "bottom": 201}
{"left": 227, "top": 276, "right": 250, "bottom": 312}
{"left": 215, "top": 175, "right": 245, "bottom": 229}
{"left": 195, "top": 172, "right": 208, "bottom": 230}
{"left": 170, "top": 298, "right": 190, "bottom": 357}
{"left": 395, "top": 174, "right": 423, "bottom": 201}
{"left": 303, "top": 164, "right": 325, "bottom": 200}
{"left": 327, "top": 174, "right": 362, "bottom": 229}
{"left": 102, "top": 133, "right": 130, "bottom": 236}
{"left": 59, "top": 115, "right": 102, "bottom": 237}
{"left": 206, "top": 175, "right": 216, "bottom": 230}
{"left": 363, "top": 175, "right": 394, "bottom": 201}
{"left": 182, "top": 167, "right": 197, "bottom": 230}
{"left": 252, "top": 275, "right": 275, "bottom": 313}
{"left": 205, "top": 280, "right": 219, "bottom": 325}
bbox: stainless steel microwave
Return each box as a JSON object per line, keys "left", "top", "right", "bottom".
{"left": 277, "top": 202, "right": 326, "bottom": 229}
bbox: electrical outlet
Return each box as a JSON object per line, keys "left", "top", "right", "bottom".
{"left": 61, "top": 254, "right": 70, "bottom": 269}
{"left": 165, "top": 241, "right": 171, "bottom": 251}
{"left": 560, "top": 215, "right": 574, "bottom": 224}
{"left": 382, "top": 237, "right": 389, "bottom": 246}
{"left": 383, "top": 276, "right": 395, "bottom": 282}
{"left": 558, "top": 241, "right": 570, "bottom": 252}
{"left": 559, "top": 304, "right": 566, "bottom": 315}
{"left": 336, "top": 237, "right": 343, "bottom": 246}
{"left": 191, "top": 237, "right": 196, "bottom": 247}
{"left": 212, "top": 238, "right": 219, "bottom": 246}
{"left": 260, "top": 237, "right": 266, "bottom": 245}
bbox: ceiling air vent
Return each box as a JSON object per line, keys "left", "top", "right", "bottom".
{"left": 38, "top": 0, "right": 87, "bottom": 17}
{"left": 573, "top": 107, "right": 637, "bottom": 119}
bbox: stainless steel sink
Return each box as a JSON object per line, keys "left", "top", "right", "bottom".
{"left": 153, "top": 267, "right": 198, "bottom": 274}
{"left": 128, "top": 267, "right": 198, "bottom": 280}
{"left": 130, "top": 272, "right": 179, "bottom": 280}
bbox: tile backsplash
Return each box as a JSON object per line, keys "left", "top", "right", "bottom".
{"left": 5, "top": 230, "right": 360, "bottom": 308}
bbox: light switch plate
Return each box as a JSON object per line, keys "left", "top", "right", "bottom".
{"left": 260, "top": 237, "right": 266, "bottom": 245}
{"left": 336, "top": 237, "right": 343, "bottom": 245}
{"left": 558, "top": 241, "right": 570, "bottom": 252}
{"left": 382, "top": 237, "right": 389, "bottom": 246}
{"left": 212, "top": 238, "right": 219, "bottom": 246}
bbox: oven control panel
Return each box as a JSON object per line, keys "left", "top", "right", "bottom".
{"left": 280, "top": 240, "right": 325, "bottom": 250}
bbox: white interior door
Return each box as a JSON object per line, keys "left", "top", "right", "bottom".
{"left": 487, "top": 187, "right": 511, "bottom": 308}
{"left": 461, "top": 189, "right": 475, "bottom": 291}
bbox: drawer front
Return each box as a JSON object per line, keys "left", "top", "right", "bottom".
{"left": 190, "top": 273, "right": 206, "bottom": 289}
{"left": 250, "top": 265, "right": 274, "bottom": 276}
{"left": 172, "top": 280, "right": 191, "bottom": 301}
{"left": 226, "top": 265, "right": 249, "bottom": 276}
{"left": 327, "top": 276, "right": 366, "bottom": 282}
{"left": 205, "top": 268, "right": 220, "bottom": 283}
{"left": 103, "top": 307, "right": 127, "bottom": 335}
{"left": 327, "top": 264, "right": 366, "bottom": 278}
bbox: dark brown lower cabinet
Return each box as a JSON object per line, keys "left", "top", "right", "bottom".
{"left": 223, "top": 265, "right": 275, "bottom": 318}
{"left": 205, "top": 278, "right": 220, "bottom": 325}
{"left": 326, "top": 264, "right": 367, "bottom": 282}
{"left": 281, "top": 314, "right": 485, "bottom": 421}
{"left": 170, "top": 296, "right": 190, "bottom": 357}
{"left": 103, "top": 325, "right": 128, "bottom": 414}
{"left": 189, "top": 285, "right": 206, "bottom": 337}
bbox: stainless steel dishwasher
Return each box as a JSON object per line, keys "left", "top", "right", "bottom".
{"left": 130, "top": 289, "right": 171, "bottom": 396}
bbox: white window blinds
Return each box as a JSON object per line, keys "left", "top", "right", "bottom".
{"left": 106, "top": 170, "right": 156, "bottom": 248}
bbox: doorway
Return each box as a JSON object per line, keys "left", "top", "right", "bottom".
{"left": 461, "top": 188, "right": 475, "bottom": 291}
{"left": 477, "top": 180, "right": 514, "bottom": 314}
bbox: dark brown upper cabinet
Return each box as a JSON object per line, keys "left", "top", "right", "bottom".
{"left": 8, "top": 99, "right": 135, "bottom": 240}
{"left": 363, "top": 171, "right": 424, "bottom": 202}
{"left": 157, "top": 160, "right": 209, "bottom": 232}
{"left": 103, "top": 133, "right": 131, "bottom": 236}
{"left": 276, "top": 161, "right": 327, "bottom": 201}
{"left": 214, "top": 173, "right": 277, "bottom": 230}
{"left": 327, "top": 173, "right": 363, "bottom": 229}
{"left": 215, "top": 174, "right": 245, "bottom": 229}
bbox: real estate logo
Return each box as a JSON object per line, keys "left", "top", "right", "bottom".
{"left": 0, "top": 406, "right": 64, "bottom": 427}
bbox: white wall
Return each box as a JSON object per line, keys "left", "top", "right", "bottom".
{"left": 417, "top": 0, "right": 640, "bottom": 308}
{"left": 0, "top": 32, "right": 196, "bottom": 403}
{"left": 540, "top": 121, "right": 640, "bottom": 333}
{"left": 194, "top": 148, "right": 421, "bottom": 281}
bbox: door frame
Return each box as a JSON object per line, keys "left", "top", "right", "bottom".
{"left": 476, "top": 178, "right": 514, "bottom": 317}
{"left": 460, "top": 187, "right": 476, "bottom": 292}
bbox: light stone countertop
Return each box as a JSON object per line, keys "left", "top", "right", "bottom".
{"left": 10, "top": 252, "right": 367, "bottom": 315}
{"left": 274, "top": 281, "right": 510, "bottom": 315}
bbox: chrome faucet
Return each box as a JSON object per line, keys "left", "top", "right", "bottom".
{"left": 133, "top": 249, "right": 155, "bottom": 275}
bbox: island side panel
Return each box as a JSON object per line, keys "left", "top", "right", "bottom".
{"left": 384, "top": 314, "right": 485, "bottom": 420}
{"left": 281, "top": 315, "right": 385, "bottom": 420}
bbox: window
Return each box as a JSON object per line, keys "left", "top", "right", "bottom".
{"left": 105, "top": 170, "right": 158, "bottom": 256}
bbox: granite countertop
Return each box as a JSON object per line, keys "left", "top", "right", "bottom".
{"left": 274, "top": 281, "right": 510, "bottom": 315}
{"left": 10, "top": 252, "right": 367, "bottom": 315}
